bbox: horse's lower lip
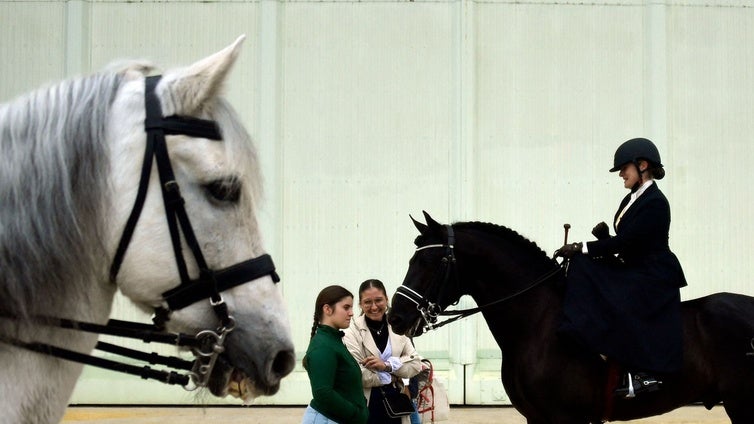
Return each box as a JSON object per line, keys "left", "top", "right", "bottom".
{"left": 226, "top": 369, "right": 253, "bottom": 400}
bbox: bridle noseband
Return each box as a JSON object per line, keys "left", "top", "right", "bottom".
{"left": 0, "top": 75, "right": 281, "bottom": 391}
{"left": 395, "top": 225, "right": 563, "bottom": 334}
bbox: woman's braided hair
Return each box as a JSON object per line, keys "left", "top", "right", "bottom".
{"left": 309, "top": 285, "right": 354, "bottom": 339}
{"left": 303, "top": 285, "right": 353, "bottom": 370}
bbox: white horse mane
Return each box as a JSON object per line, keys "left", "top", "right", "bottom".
{"left": 0, "top": 72, "right": 123, "bottom": 319}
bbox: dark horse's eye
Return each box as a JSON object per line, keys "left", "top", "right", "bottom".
{"left": 204, "top": 178, "right": 241, "bottom": 203}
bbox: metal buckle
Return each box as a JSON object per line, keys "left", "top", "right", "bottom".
{"left": 185, "top": 317, "right": 236, "bottom": 390}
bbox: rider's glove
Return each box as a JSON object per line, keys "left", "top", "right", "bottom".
{"left": 555, "top": 242, "right": 583, "bottom": 259}
{"left": 591, "top": 222, "right": 610, "bottom": 240}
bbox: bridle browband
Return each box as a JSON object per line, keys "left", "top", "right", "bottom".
{"left": 0, "top": 75, "right": 280, "bottom": 390}
{"left": 395, "top": 225, "right": 563, "bottom": 333}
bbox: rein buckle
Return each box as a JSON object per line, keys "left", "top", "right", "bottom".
{"left": 186, "top": 317, "right": 236, "bottom": 390}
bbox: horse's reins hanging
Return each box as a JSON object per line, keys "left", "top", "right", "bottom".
{"left": 1, "top": 75, "right": 281, "bottom": 390}
{"left": 395, "top": 225, "right": 563, "bottom": 333}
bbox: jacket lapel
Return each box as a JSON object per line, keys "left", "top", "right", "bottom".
{"left": 615, "top": 183, "right": 659, "bottom": 230}
{"left": 357, "top": 316, "right": 381, "bottom": 357}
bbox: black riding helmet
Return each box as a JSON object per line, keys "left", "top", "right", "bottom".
{"left": 609, "top": 137, "right": 663, "bottom": 173}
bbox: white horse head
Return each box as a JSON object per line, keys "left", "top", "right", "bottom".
{"left": 0, "top": 37, "right": 294, "bottom": 423}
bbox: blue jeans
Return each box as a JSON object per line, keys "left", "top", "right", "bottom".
{"left": 302, "top": 405, "right": 341, "bottom": 424}
{"left": 410, "top": 399, "right": 421, "bottom": 424}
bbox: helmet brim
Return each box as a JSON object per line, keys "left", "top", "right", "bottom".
{"left": 609, "top": 162, "right": 628, "bottom": 172}
{"left": 609, "top": 160, "right": 663, "bottom": 173}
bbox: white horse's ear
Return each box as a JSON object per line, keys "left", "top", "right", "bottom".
{"left": 161, "top": 35, "right": 246, "bottom": 114}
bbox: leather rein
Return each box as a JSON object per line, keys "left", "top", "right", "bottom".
{"left": 0, "top": 75, "right": 280, "bottom": 390}
{"left": 395, "top": 225, "right": 563, "bottom": 334}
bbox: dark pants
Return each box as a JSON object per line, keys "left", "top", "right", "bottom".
{"left": 560, "top": 254, "right": 683, "bottom": 374}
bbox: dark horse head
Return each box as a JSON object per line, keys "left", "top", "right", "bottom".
{"left": 389, "top": 211, "right": 560, "bottom": 338}
{"left": 389, "top": 211, "right": 754, "bottom": 423}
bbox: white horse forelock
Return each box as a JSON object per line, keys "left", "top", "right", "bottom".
{"left": 0, "top": 72, "right": 123, "bottom": 319}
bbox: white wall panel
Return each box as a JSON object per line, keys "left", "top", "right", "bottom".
{"left": 279, "top": 1, "right": 458, "bottom": 403}
{"left": 0, "top": 2, "right": 66, "bottom": 100}
{"left": 2, "top": 0, "right": 754, "bottom": 408}
{"left": 667, "top": 6, "right": 754, "bottom": 300}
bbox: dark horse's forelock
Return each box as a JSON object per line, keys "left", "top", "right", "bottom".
{"left": 0, "top": 72, "right": 123, "bottom": 318}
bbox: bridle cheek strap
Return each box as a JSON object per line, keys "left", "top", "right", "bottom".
{"left": 110, "top": 75, "right": 280, "bottom": 328}
{"left": 395, "top": 225, "right": 457, "bottom": 331}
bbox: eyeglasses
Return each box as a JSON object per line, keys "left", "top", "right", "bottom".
{"left": 361, "top": 297, "right": 386, "bottom": 308}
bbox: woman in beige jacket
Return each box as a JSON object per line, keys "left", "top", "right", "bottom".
{"left": 344, "top": 279, "right": 424, "bottom": 424}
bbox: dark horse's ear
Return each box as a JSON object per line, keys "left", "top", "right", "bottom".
{"left": 410, "top": 214, "right": 428, "bottom": 234}
{"left": 422, "top": 210, "right": 442, "bottom": 229}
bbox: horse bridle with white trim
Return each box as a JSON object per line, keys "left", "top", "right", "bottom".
{"left": 0, "top": 75, "right": 280, "bottom": 390}
{"left": 395, "top": 225, "right": 563, "bottom": 334}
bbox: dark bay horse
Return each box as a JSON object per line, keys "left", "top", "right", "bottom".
{"left": 388, "top": 212, "right": 754, "bottom": 423}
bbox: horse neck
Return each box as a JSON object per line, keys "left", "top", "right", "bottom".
{"left": 0, "top": 274, "right": 115, "bottom": 424}
{"left": 459, "top": 236, "right": 563, "bottom": 347}
{"left": 0, "top": 75, "right": 121, "bottom": 422}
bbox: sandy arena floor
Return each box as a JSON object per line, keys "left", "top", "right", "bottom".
{"left": 63, "top": 405, "right": 729, "bottom": 423}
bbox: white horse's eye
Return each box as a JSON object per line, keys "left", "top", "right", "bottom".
{"left": 204, "top": 178, "right": 241, "bottom": 203}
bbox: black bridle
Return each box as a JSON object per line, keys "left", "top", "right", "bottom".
{"left": 110, "top": 75, "right": 280, "bottom": 328}
{"left": 0, "top": 75, "right": 280, "bottom": 390}
{"left": 395, "top": 225, "right": 563, "bottom": 334}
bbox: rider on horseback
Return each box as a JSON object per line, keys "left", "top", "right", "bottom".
{"left": 555, "top": 138, "right": 687, "bottom": 398}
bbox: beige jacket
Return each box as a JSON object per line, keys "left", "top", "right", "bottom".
{"left": 343, "top": 315, "right": 423, "bottom": 409}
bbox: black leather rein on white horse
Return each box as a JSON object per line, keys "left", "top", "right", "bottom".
{"left": 0, "top": 75, "right": 281, "bottom": 390}
{"left": 0, "top": 314, "right": 200, "bottom": 386}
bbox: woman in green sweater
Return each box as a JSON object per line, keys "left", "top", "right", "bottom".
{"left": 302, "top": 285, "right": 368, "bottom": 424}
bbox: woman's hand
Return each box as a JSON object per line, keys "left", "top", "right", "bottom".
{"left": 592, "top": 221, "right": 610, "bottom": 240}
{"left": 361, "top": 356, "right": 389, "bottom": 372}
{"left": 555, "top": 242, "right": 583, "bottom": 259}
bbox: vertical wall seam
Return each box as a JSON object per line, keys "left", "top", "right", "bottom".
{"left": 643, "top": 0, "right": 668, "bottom": 146}
{"left": 64, "top": 0, "right": 91, "bottom": 77}
{"left": 451, "top": 0, "right": 479, "bottom": 405}
{"left": 257, "top": 0, "right": 283, "bottom": 271}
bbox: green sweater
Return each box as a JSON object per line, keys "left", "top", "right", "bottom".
{"left": 304, "top": 325, "right": 368, "bottom": 423}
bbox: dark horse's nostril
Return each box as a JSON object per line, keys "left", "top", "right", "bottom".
{"left": 271, "top": 349, "right": 296, "bottom": 378}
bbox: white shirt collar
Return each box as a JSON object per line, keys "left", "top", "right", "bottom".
{"left": 632, "top": 179, "right": 654, "bottom": 199}
{"left": 615, "top": 180, "right": 654, "bottom": 228}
